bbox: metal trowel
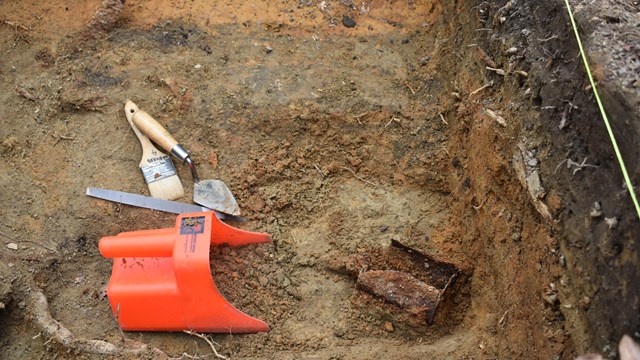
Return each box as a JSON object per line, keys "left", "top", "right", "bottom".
{"left": 125, "top": 100, "right": 241, "bottom": 216}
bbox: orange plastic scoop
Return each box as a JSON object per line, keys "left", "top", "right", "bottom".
{"left": 99, "top": 212, "right": 271, "bottom": 333}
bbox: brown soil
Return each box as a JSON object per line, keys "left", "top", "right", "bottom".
{"left": 0, "top": 0, "right": 638, "bottom": 359}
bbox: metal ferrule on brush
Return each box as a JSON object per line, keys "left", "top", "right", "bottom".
{"left": 171, "top": 144, "right": 200, "bottom": 183}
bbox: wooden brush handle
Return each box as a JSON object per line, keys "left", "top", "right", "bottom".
{"left": 124, "top": 100, "right": 158, "bottom": 159}
{"left": 130, "top": 108, "right": 179, "bottom": 153}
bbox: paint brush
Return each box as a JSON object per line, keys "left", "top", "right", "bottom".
{"left": 124, "top": 100, "right": 185, "bottom": 200}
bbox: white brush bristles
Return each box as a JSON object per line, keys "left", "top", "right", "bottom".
{"left": 147, "top": 174, "right": 185, "bottom": 200}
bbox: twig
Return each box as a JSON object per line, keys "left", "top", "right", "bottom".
{"left": 469, "top": 80, "right": 494, "bottom": 97}
{"left": 473, "top": 196, "right": 488, "bottom": 211}
{"left": 486, "top": 67, "right": 506, "bottom": 76}
{"left": 2, "top": 19, "right": 30, "bottom": 32}
{"left": 16, "top": 87, "right": 38, "bottom": 101}
{"left": 439, "top": 113, "right": 448, "bottom": 125}
{"left": 313, "top": 163, "right": 325, "bottom": 178}
{"left": 28, "top": 287, "right": 168, "bottom": 357}
{"left": 385, "top": 117, "right": 400, "bottom": 128}
{"left": 436, "top": 272, "right": 458, "bottom": 305}
{"left": 183, "top": 330, "right": 227, "bottom": 360}
{"left": 405, "top": 82, "right": 416, "bottom": 95}
{"left": 484, "top": 109, "right": 506, "bottom": 126}
{"left": 537, "top": 34, "right": 559, "bottom": 42}
{"left": 352, "top": 111, "right": 368, "bottom": 125}
{"left": 554, "top": 159, "right": 568, "bottom": 174}
{"left": 0, "top": 230, "right": 56, "bottom": 252}
{"left": 498, "top": 307, "right": 512, "bottom": 327}
{"left": 567, "top": 157, "right": 598, "bottom": 175}
{"left": 341, "top": 166, "right": 378, "bottom": 188}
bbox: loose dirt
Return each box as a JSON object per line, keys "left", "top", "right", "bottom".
{"left": 0, "top": 0, "right": 638, "bottom": 359}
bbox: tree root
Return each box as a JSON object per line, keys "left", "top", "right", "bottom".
{"left": 27, "top": 287, "right": 169, "bottom": 358}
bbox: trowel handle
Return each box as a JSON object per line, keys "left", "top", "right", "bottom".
{"left": 130, "top": 104, "right": 200, "bottom": 182}
{"left": 131, "top": 109, "right": 180, "bottom": 154}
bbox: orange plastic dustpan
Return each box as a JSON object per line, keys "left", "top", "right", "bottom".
{"left": 99, "top": 212, "right": 271, "bottom": 333}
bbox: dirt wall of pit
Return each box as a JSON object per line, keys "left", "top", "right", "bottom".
{"left": 442, "top": 0, "right": 640, "bottom": 355}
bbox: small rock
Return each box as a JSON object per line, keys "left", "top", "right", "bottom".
{"left": 379, "top": 224, "right": 388, "bottom": 232}
{"left": 334, "top": 327, "right": 346, "bottom": 337}
{"left": 208, "top": 152, "right": 218, "bottom": 169}
{"left": 420, "top": 56, "right": 430, "bottom": 65}
{"left": 258, "top": 276, "right": 269, "bottom": 287}
{"left": 384, "top": 321, "right": 394, "bottom": 332}
{"left": 604, "top": 217, "right": 618, "bottom": 229}
{"left": 194, "top": 64, "right": 202, "bottom": 69}
{"left": 590, "top": 201, "right": 603, "bottom": 218}
{"left": 542, "top": 290, "right": 558, "bottom": 305}
{"left": 0, "top": 302, "right": 4, "bottom": 310}
{"left": 6, "top": 243, "right": 17, "bottom": 250}
{"left": 265, "top": 45, "right": 273, "bottom": 53}
{"left": 579, "top": 296, "right": 591, "bottom": 310}
{"left": 342, "top": 15, "right": 356, "bottom": 28}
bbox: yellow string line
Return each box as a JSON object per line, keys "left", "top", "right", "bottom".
{"left": 563, "top": 0, "right": 640, "bottom": 221}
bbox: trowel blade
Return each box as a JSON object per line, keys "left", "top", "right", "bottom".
{"left": 194, "top": 180, "right": 241, "bottom": 216}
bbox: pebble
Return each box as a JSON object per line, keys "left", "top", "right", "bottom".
{"left": 379, "top": 224, "right": 388, "bottom": 232}
{"left": 6, "top": 243, "right": 17, "bottom": 250}
{"left": 194, "top": 64, "right": 202, "bottom": 69}
{"left": 258, "top": 276, "right": 269, "bottom": 287}
{"left": 604, "top": 217, "right": 618, "bottom": 229}
{"left": 590, "top": 201, "right": 603, "bottom": 218}
{"left": 342, "top": 15, "right": 356, "bottom": 28}
{"left": 334, "top": 327, "right": 346, "bottom": 337}
{"left": 384, "top": 321, "right": 394, "bottom": 332}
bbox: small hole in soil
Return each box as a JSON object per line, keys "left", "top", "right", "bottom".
{"left": 129, "top": 109, "right": 134, "bottom": 113}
